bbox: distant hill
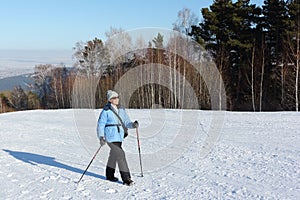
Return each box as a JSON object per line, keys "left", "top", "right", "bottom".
{"left": 0, "top": 73, "right": 34, "bottom": 92}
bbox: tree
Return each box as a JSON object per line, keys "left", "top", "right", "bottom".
{"left": 191, "top": 0, "right": 267, "bottom": 110}
{"left": 74, "top": 38, "right": 109, "bottom": 77}
{"left": 152, "top": 33, "right": 164, "bottom": 49}
{"left": 27, "top": 91, "right": 40, "bottom": 110}
{"left": 173, "top": 9, "right": 200, "bottom": 108}
{"left": 287, "top": 0, "right": 300, "bottom": 111}
{"left": 233, "top": 0, "right": 262, "bottom": 111}
{"left": 33, "top": 64, "right": 53, "bottom": 108}
{"left": 191, "top": 0, "right": 238, "bottom": 109}
{"left": 10, "top": 86, "right": 28, "bottom": 110}
{"left": 173, "top": 8, "right": 199, "bottom": 35}
{"left": 152, "top": 33, "right": 164, "bottom": 107}
{"left": 0, "top": 93, "right": 10, "bottom": 113}
{"left": 51, "top": 66, "right": 69, "bottom": 108}
{"left": 73, "top": 38, "right": 110, "bottom": 108}
{"left": 262, "top": 0, "right": 290, "bottom": 109}
{"left": 105, "top": 27, "right": 133, "bottom": 65}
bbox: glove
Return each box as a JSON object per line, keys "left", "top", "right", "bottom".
{"left": 100, "top": 136, "right": 106, "bottom": 146}
{"left": 124, "top": 130, "right": 128, "bottom": 138}
{"left": 132, "top": 120, "right": 139, "bottom": 128}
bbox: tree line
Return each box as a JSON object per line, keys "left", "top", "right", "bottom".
{"left": 0, "top": 0, "right": 299, "bottom": 113}
{"left": 191, "top": 0, "right": 299, "bottom": 111}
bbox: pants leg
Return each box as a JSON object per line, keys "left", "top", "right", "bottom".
{"left": 107, "top": 142, "right": 131, "bottom": 181}
{"left": 106, "top": 144, "right": 117, "bottom": 179}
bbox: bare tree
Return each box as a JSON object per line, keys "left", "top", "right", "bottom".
{"left": 33, "top": 64, "right": 53, "bottom": 108}
{"left": 0, "top": 93, "right": 9, "bottom": 113}
{"left": 105, "top": 27, "right": 133, "bottom": 65}
{"left": 173, "top": 8, "right": 199, "bottom": 35}
{"left": 51, "top": 66, "right": 68, "bottom": 108}
{"left": 296, "top": 28, "right": 300, "bottom": 112}
{"left": 295, "top": 12, "right": 300, "bottom": 112}
{"left": 286, "top": 22, "right": 300, "bottom": 111}
{"left": 9, "top": 86, "right": 28, "bottom": 110}
{"left": 251, "top": 44, "right": 256, "bottom": 111}
{"left": 259, "top": 38, "right": 266, "bottom": 112}
{"left": 172, "top": 8, "right": 199, "bottom": 108}
{"left": 134, "top": 36, "right": 147, "bottom": 108}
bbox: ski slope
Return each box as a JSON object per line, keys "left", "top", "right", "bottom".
{"left": 0, "top": 109, "right": 299, "bottom": 199}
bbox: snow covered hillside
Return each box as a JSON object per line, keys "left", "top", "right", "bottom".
{"left": 0, "top": 109, "right": 299, "bottom": 199}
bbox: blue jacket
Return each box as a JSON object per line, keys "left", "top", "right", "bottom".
{"left": 97, "top": 103, "right": 134, "bottom": 143}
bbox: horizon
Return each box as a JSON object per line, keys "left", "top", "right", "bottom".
{"left": 0, "top": 0, "right": 264, "bottom": 78}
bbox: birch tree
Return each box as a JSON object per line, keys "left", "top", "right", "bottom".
{"left": 173, "top": 8, "right": 198, "bottom": 107}
{"left": 287, "top": 0, "right": 300, "bottom": 111}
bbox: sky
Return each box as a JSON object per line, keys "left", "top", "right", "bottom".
{"left": 0, "top": 0, "right": 263, "bottom": 51}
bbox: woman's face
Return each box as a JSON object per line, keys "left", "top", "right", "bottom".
{"left": 109, "top": 97, "right": 119, "bottom": 105}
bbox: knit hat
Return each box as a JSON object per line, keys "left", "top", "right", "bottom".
{"left": 107, "top": 90, "right": 119, "bottom": 101}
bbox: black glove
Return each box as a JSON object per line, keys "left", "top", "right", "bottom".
{"left": 124, "top": 130, "right": 128, "bottom": 138}
{"left": 132, "top": 120, "right": 139, "bottom": 128}
{"left": 100, "top": 136, "right": 106, "bottom": 146}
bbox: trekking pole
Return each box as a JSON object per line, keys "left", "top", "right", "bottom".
{"left": 136, "top": 127, "right": 144, "bottom": 177}
{"left": 77, "top": 145, "right": 102, "bottom": 183}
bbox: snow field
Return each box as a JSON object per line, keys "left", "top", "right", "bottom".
{"left": 0, "top": 109, "right": 299, "bottom": 199}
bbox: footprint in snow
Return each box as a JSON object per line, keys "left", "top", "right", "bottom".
{"left": 106, "top": 188, "right": 117, "bottom": 193}
{"left": 59, "top": 179, "right": 69, "bottom": 183}
{"left": 144, "top": 189, "right": 151, "bottom": 193}
{"left": 40, "top": 189, "right": 53, "bottom": 198}
{"left": 167, "top": 172, "right": 175, "bottom": 176}
{"left": 192, "top": 175, "right": 198, "bottom": 181}
{"left": 21, "top": 190, "right": 29, "bottom": 194}
{"left": 76, "top": 185, "right": 85, "bottom": 192}
{"left": 42, "top": 189, "right": 54, "bottom": 195}
{"left": 40, "top": 176, "right": 50, "bottom": 182}
{"left": 82, "top": 190, "right": 91, "bottom": 196}
{"left": 62, "top": 195, "right": 72, "bottom": 200}
{"left": 50, "top": 175, "right": 60, "bottom": 180}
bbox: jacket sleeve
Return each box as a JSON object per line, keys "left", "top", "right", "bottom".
{"left": 121, "top": 108, "right": 134, "bottom": 129}
{"left": 97, "top": 110, "right": 107, "bottom": 139}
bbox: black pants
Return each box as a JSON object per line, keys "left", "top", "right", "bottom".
{"left": 106, "top": 142, "right": 131, "bottom": 181}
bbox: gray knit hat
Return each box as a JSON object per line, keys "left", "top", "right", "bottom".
{"left": 107, "top": 90, "right": 119, "bottom": 101}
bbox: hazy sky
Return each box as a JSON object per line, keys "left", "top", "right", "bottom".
{"left": 0, "top": 0, "right": 263, "bottom": 50}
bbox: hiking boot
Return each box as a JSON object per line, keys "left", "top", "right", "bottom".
{"left": 106, "top": 167, "right": 118, "bottom": 182}
{"left": 106, "top": 177, "right": 119, "bottom": 182}
{"left": 123, "top": 179, "right": 135, "bottom": 186}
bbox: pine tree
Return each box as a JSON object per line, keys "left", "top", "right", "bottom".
{"left": 152, "top": 33, "right": 164, "bottom": 49}
{"left": 229, "top": 0, "right": 261, "bottom": 110}
{"left": 262, "top": 0, "right": 290, "bottom": 110}
{"left": 73, "top": 38, "right": 110, "bottom": 108}
{"left": 191, "top": 0, "right": 261, "bottom": 110}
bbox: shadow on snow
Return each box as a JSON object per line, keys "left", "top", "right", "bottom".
{"left": 3, "top": 149, "right": 105, "bottom": 181}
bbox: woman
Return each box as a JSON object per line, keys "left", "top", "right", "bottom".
{"left": 97, "top": 90, "right": 138, "bottom": 186}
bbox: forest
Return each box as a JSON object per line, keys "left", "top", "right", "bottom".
{"left": 0, "top": 0, "right": 299, "bottom": 113}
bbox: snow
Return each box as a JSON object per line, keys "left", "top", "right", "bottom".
{"left": 0, "top": 109, "right": 299, "bottom": 199}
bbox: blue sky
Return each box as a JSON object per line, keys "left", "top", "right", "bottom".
{"left": 0, "top": 0, "right": 263, "bottom": 50}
